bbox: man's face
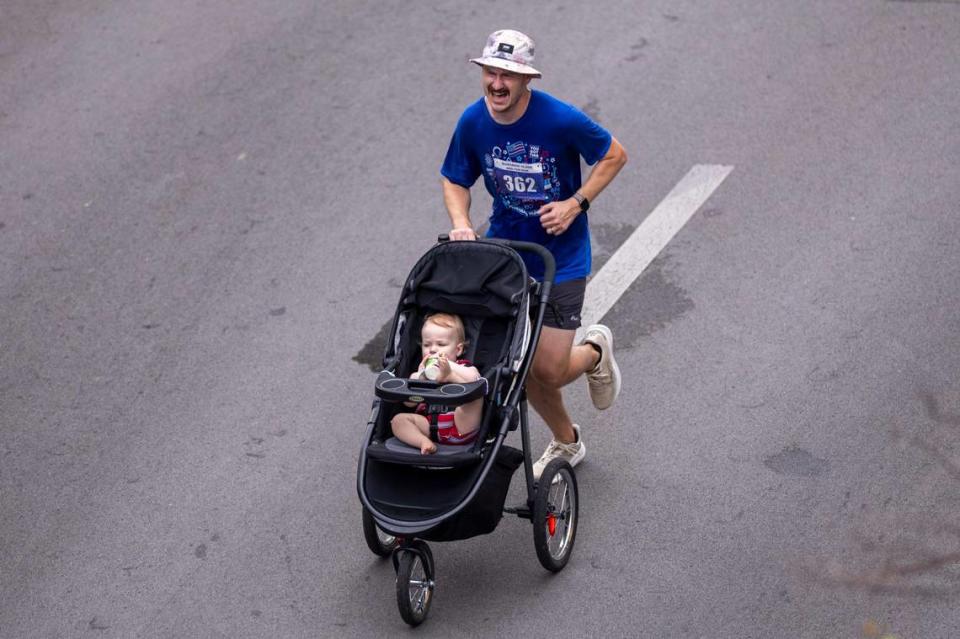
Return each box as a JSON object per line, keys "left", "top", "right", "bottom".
{"left": 482, "top": 65, "right": 531, "bottom": 114}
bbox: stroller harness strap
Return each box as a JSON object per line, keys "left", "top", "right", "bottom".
{"left": 421, "top": 405, "right": 481, "bottom": 446}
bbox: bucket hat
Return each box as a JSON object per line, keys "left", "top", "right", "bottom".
{"left": 470, "top": 29, "right": 541, "bottom": 77}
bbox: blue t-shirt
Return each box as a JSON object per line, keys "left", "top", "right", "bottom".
{"left": 441, "top": 90, "right": 612, "bottom": 282}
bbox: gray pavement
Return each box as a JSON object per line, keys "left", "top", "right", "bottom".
{"left": 2, "top": 1, "right": 959, "bottom": 637}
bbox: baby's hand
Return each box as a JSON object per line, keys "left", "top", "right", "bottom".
{"left": 435, "top": 353, "right": 452, "bottom": 381}
{"left": 411, "top": 354, "right": 429, "bottom": 379}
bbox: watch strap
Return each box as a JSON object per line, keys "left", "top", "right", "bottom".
{"left": 573, "top": 192, "right": 590, "bottom": 212}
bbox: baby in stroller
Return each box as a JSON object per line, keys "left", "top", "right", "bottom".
{"left": 390, "top": 312, "right": 483, "bottom": 454}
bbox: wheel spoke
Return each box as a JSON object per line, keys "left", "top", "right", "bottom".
{"left": 548, "top": 477, "right": 565, "bottom": 506}
{"left": 555, "top": 481, "right": 568, "bottom": 516}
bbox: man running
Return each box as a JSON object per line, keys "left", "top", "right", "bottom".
{"left": 440, "top": 29, "right": 628, "bottom": 478}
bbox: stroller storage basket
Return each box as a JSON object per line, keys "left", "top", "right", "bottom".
{"left": 363, "top": 445, "right": 523, "bottom": 542}
{"left": 419, "top": 445, "right": 523, "bottom": 542}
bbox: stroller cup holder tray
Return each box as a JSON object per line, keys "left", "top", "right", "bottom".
{"left": 375, "top": 371, "right": 487, "bottom": 406}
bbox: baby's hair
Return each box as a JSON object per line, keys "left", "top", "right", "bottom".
{"left": 423, "top": 312, "right": 466, "bottom": 344}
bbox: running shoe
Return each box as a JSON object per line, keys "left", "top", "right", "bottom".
{"left": 582, "top": 324, "right": 621, "bottom": 410}
{"left": 533, "top": 424, "right": 585, "bottom": 480}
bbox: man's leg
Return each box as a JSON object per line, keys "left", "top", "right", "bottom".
{"left": 525, "top": 279, "right": 621, "bottom": 478}
{"left": 527, "top": 326, "right": 600, "bottom": 444}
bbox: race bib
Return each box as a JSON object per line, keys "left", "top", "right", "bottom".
{"left": 493, "top": 158, "right": 548, "bottom": 202}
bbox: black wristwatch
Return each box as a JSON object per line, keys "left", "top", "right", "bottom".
{"left": 573, "top": 191, "right": 590, "bottom": 212}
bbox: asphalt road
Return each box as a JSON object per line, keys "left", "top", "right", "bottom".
{"left": 2, "top": 1, "right": 959, "bottom": 637}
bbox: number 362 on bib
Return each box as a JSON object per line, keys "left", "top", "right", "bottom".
{"left": 493, "top": 158, "right": 548, "bottom": 202}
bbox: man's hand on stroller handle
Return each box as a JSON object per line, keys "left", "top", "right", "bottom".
{"left": 449, "top": 227, "right": 477, "bottom": 241}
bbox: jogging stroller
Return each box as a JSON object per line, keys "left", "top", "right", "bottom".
{"left": 356, "top": 236, "right": 580, "bottom": 626}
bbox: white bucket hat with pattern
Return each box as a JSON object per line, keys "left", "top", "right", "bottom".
{"left": 470, "top": 29, "right": 541, "bottom": 78}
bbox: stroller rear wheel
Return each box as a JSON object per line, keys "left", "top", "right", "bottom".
{"left": 533, "top": 459, "right": 579, "bottom": 572}
{"left": 395, "top": 541, "right": 435, "bottom": 626}
{"left": 362, "top": 507, "right": 399, "bottom": 557}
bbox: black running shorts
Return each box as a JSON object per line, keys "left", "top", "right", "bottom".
{"left": 542, "top": 278, "right": 586, "bottom": 330}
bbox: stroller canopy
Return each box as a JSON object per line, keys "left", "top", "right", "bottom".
{"left": 382, "top": 240, "right": 533, "bottom": 375}
{"left": 407, "top": 241, "right": 527, "bottom": 318}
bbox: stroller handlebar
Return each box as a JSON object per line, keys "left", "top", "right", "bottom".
{"left": 495, "top": 239, "right": 556, "bottom": 288}
{"left": 374, "top": 371, "right": 488, "bottom": 406}
{"left": 437, "top": 235, "right": 556, "bottom": 288}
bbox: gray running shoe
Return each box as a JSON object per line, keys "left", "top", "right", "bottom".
{"left": 533, "top": 424, "right": 585, "bottom": 480}
{"left": 582, "top": 324, "right": 621, "bottom": 410}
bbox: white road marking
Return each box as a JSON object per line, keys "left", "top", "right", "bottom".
{"left": 577, "top": 164, "right": 734, "bottom": 337}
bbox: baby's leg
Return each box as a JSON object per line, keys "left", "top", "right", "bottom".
{"left": 453, "top": 399, "right": 483, "bottom": 436}
{"left": 390, "top": 412, "right": 437, "bottom": 454}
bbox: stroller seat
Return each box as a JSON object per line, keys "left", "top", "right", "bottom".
{"left": 366, "top": 366, "right": 497, "bottom": 469}
{"left": 365, "top": 305, "right": 515, "bottom": 469}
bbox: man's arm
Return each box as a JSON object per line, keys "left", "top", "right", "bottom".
{"left": 442, "top": 177, "right": 477, "bottom": 241}
{"left": 577, "top": 136, "right": 628, "bottom": 203}
{"left": 537, "top": 136, "right": 628, "bottom": 236}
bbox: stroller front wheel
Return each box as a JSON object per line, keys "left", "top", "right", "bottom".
{"left": 533, "top": 458, "right": 579, "bottom": 572}
{"left": 362, "top": 507, "right": 399, "bottom": 557}
{"left": 395, "top": 541, "right": 435, "bottom": 626}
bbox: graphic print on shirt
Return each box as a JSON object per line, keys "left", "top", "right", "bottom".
{"left": 483, "top": 141, "right": 558, "bottom": 217}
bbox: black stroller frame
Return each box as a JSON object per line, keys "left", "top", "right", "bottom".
{"left": 357, "top": 237, "right": 580, "bottom": 626}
